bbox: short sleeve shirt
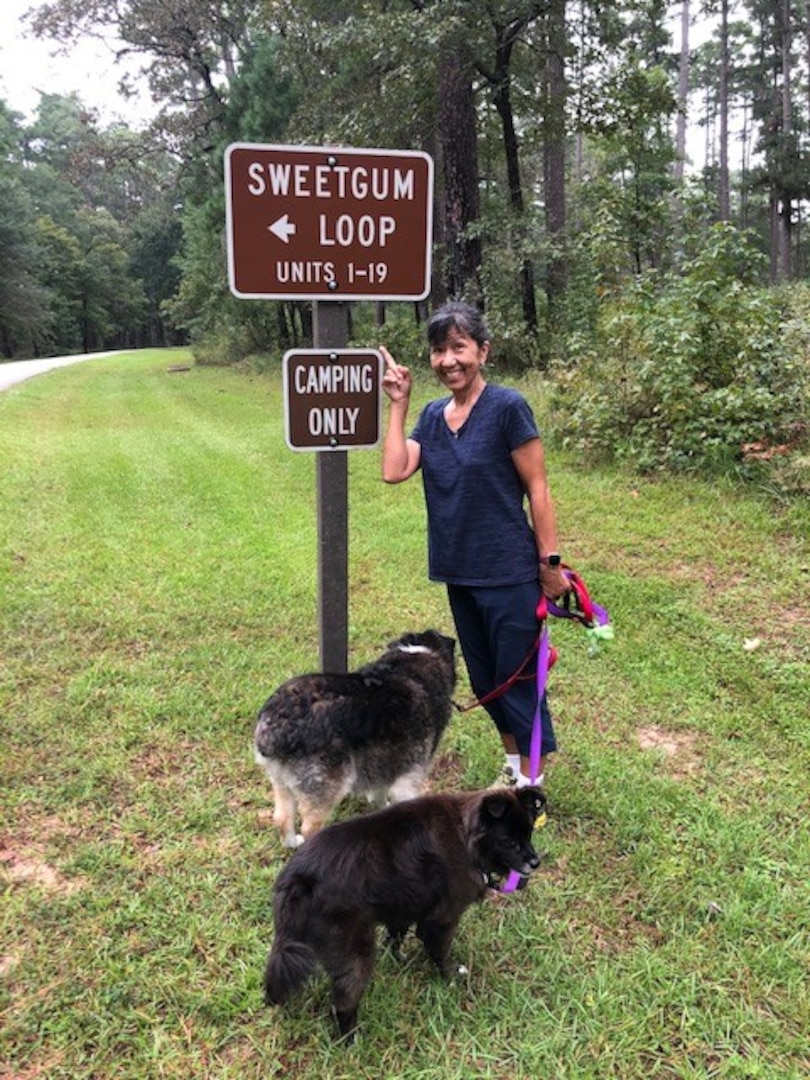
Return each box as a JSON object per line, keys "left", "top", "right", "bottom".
{"left": 410, "top": 384, "right": 540, "bottom": 585}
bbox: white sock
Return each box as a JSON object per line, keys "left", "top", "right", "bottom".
{"left": 516, "top": 771, "right": 544, "bottom": 789}
{"left": 505, "top": 754, "right": 521, "bottom": 777}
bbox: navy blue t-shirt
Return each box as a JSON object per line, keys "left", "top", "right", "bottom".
{"left": 410, "top": 383, "right": 541, "bottom": 585}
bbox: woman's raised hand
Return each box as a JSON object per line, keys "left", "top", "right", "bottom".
{"left": 380, "top": 346, "right": 412, "bottom": 403}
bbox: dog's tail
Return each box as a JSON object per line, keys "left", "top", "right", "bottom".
{"left": 263, "top": 940, "right": 317, "bottom": 1005}
{"left": 264, "top": 868, "right": 320, "bottom": 1004}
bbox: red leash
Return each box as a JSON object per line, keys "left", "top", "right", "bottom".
{"left": 453, "top": 633, "right": 557, "bottom": 713}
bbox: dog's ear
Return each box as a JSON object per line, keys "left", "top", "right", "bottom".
{"left": 516, "top": 786, "right": 547, "bottom": 822}
{"left": 479, "top": 792, "right": 511, "bottom": 821}
{"left": 421, "top": 629, "right": 456, "bottom": 661}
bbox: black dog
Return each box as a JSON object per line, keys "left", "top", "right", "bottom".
{"left": 263, "top": 786, "right": 545, "bottom": 1039}
{"left": 254, "top": 630, "right": 457, "bottom": 847}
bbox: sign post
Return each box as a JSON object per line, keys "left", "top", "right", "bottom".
{"left": 283, "top": 338, "right": 384, "bottom": 669}
{"left": 313, "top": 303, "right": 350, "bottom": 673}
{"left": 225, "top": 142, "right": 433, "bottom": 671}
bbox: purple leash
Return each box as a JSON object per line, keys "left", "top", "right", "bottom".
{"left": 500, "top": 573, "right": 611, "bottom": 894}
{"left": 501, "top": 619, "right": 552, "bottom": 894}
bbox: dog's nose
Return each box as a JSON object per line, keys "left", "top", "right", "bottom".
{"left": 519, "top": 848, "right": 541, "bottom": 874}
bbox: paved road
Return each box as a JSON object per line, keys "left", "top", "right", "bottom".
{"left": 0, "top": 351, "right": 122, "bottom": 392}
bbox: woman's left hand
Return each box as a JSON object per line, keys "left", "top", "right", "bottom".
{"left": 540, "top": 565, "right": 571, "bottom": 601}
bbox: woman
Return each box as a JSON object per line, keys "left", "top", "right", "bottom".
{"left": 381, "top": 301, "right": 569, "bottom": 788}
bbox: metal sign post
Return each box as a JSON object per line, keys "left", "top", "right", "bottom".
{"left": 313, "top": 302, "right": 349, "bottom": 672}
{"left": 224, "top": 142, "right": 433, "bottom": 673}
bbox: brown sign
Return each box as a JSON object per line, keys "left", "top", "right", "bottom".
{"left": 283, "top": 350, "right": 383, "bottom": 451}
{"left": 225, "top": 143, "right": 433, "bottom": 300}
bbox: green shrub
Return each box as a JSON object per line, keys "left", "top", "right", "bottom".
{"left": 550, "top": 224, "right": 810, "bottom": 478}
{"left": 356, "top": 309, "right": 427, "bottom": 365}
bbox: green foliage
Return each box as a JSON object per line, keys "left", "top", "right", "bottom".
{"left": 5, "top": 0, "right": 810, "bottom": 463}
{"left": 349, "top": 304, "right": 426, "bottom": 363}
{"left": 0, "top": 92, "right": 183, "bottom": 356}
{"left": 33, "top": 214, "right": 86, "bottom": 350}
{"left": 0, "top": 173, "right": 48, "bottom": 357}
{"left": 0, "top": 102, "right": 49, "bottom": 357}
{"left": 483, "top": 310, "right": 545, "bottom": 372}
{"left": 224, "top": 36, "right": 300, "bottom": 144}
{"left": 550, "top": 224, "right": 810, "bottom": 480}
{"left": 274, "top": 0, "right": 439, "bottom": 148}
{"left": 128, "top": 202, "right": 183, "bottom": 342}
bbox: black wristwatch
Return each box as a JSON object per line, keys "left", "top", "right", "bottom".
{"left": 542, "top": 553, "right": 561, "bottom": 568}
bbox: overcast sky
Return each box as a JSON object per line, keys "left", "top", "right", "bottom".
{"left": 0, "top": 0, "right": 153, "bottom": 125}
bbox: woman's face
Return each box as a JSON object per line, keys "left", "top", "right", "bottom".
{"left": 429, "top": 328, "right": 489, "bottom": 392}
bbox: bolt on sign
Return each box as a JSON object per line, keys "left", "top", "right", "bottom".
{"left": 225, "top": 143, "right": 433, "bottom": 301}
{"left": 283, "top": 349, "right": 383, "bottom": 451}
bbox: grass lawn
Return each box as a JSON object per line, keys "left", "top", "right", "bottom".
{"left": 1, "top": 348, "right": 808, "bottom": 1079}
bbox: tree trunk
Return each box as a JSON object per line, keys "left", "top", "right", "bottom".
{"left": 779, "top": 0, "right": 793, "bottom": 278}
{"left": 542, "top": 0, "right": 568, "bottom": 352}
{"left": 437, "top": 46, "right": 482, "bottom": 301}
{"left": 718, "top": 0, "right": 731, "bottom": 220}
{"left": 473, "top": 2, "right": 546, "bottom": 337}
{"left": 492, "top": 72, "right": 538, "bottom": 333}
{"left": 674, "top": 0, "right": 689, "bottom": 183}
{"left": 770, "top": 193, "right": 781, "bottom": 281}
{"left": 768, "top": 0, "right": 794, "bottom": 280}
{"left": 741, "top": 96, "right": 751, "bottom": 229}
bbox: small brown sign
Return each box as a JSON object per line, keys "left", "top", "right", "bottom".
{"left": 225, "top": 143, "right": 433, "bottom": 300}
{"left": 283, "top": 349, "right": 383, "bottom": 451}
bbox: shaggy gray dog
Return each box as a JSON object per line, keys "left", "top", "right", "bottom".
{"left": 254, "top": 630, "right": 457, "bottom": 847}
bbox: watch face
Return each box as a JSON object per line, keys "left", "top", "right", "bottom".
{"left": 547, "top": 555, "right": 561, "bottom": 567}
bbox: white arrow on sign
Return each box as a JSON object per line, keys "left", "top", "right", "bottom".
{"left": 268, "top": 214, "right": 296, "bottom": 243}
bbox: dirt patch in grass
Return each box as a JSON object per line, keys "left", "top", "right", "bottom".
{"left": 0, "top": 841, "right": 84, "bottom": 895}
{"left": 1, "top": 813, "right": 91, "bottom": 897}
{"left": 636, "top": 724, "right": 703, "bottom": 779}
{"left": 566, "top": 908, "right": 666, "bottom": 957}
{"left": 133, "top": 740, "right": 198, "bottom": 782}
{"left": 0, "top": 1052, "right": 69, "bottom": 1080}
{"left": 673, "top": 561, "right": 750, "bottom": 591}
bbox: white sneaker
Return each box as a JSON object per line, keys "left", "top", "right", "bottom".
{"left": 515, "top": 772, "right": 544, "bottom": 789}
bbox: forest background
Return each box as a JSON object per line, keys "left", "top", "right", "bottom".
{"left": 0, "top": 0, "right": 808, "bottom": 485}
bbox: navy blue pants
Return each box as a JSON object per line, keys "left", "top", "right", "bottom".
{"left": 447, "top": 581, "right": 557, "bottom": 759}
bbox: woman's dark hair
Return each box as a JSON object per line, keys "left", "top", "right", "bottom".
{"left": 426, "top": 302, "right": 490, "bottom": 350}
